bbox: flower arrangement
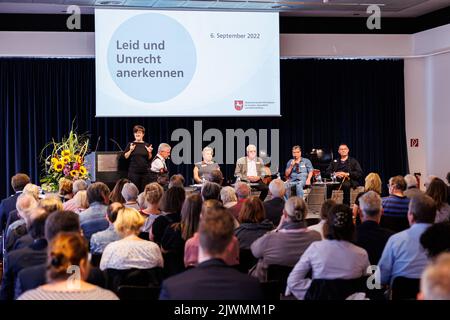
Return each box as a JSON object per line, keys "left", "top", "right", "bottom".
{"left": 40, "top": 127, "right": 90, "bottom": 193}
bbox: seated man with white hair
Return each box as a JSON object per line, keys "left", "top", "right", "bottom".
{"left": 150, "top": 143, "right": 171, "bottom": 188}
{"left": 404, "top": 174, "right": 424, "bottom": 199}
{"left": 121, "top": 182, "right": 140, "bottom": 210}
{"left": 263, "top": 179, "right": 286, "bottom": 226}
{"left": 234, "top": 144, "right": 269, "bottom": 201}
{"left": 419, "top": 253, "right": 450, "bottom": 300}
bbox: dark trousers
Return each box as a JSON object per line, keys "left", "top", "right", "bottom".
{"left": 326, "top": 180, "right": 352, "bottom": 205}
{"left": 253, "top": 181, "right": 269, "bottom": 201}
{"left": 128, "top": 171, "right": 152, "bottom": 193}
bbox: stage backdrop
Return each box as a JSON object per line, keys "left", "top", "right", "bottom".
{"left": 0, "top": 58, "right": 408, "bottom": 199}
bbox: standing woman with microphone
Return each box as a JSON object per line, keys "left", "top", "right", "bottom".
{"left": 123, "top": 125, "right": 153, "bottom": 193}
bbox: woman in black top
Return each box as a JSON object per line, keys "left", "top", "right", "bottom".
{"left": 123, "top": 125, "right": 153, "bottom": 192}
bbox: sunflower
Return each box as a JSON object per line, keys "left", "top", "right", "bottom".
{"left": 53, "top": 161, "right": 64, "bottom": 172}
{"left": 51, "top": 157, "right": 58, "bottom": 164}
{"left": 76, "top": 155, "right": 83, "bottom": 164}
{"left": 79, "top": 166, "right": 87, "bottom": 176}
{"left": 61, "top": 156, "right": 70, "bottom": 164}
{"left": 61, "top": 150, "right": 71, "bottom": 157}
{"left": 70, "top": 170, "right": 79, "bottom": 177}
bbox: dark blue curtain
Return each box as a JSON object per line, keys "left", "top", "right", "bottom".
{"left": 0, "top": 57, "right": 407, "bottom": 199}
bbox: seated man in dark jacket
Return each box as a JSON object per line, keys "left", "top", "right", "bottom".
{"left": 0, "top": 208, "right": 48, "bottom": 300}
{"left": 160, "top": 206, "right": 264, "bottom": 300}
{"left": 263, "top": 179, "right": 285, "bottom": 226}
{"left": 355, "top": 191, "right": 394, "bottom": 265}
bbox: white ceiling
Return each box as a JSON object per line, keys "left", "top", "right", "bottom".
{"left": 0, "top": 0, "right": 449, "bottom": 17}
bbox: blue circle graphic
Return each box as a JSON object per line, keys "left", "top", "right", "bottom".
{"left": 107, "top": 13, "right": 197, "bottom": 103}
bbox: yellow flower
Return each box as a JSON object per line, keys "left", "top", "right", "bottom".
{"left": 62, "top": 156, "right": 70, "bottom": 164}
{"left": 53, "top": 161, "right": 64, "bottom": 172}
{"left": 76, "top": 155, "right": 83, "bottom": 164}
{"left": 61, "top": 150, "right": 71, "bottom": 157}
{"left": 79, "top": 166, "right": 87, "bottom": 176}
{"left": 51, "top": 157, "right": 58, "bottom": 164}
{"left": 70, "top": 170, "right": 79, "bottom": 177}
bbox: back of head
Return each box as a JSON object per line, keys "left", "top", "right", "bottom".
{"left": 87, "top": 182, "right": 110, "bottom": 205}
{"left": 420, "top": 222, "right": 450, "bottom": 258}
{"left": 109, "top": 178, "right": 130, "bottom": 203}
{"left": 234, "top": 182, "right": 250, "bottom": 199}
{"left": 201, "top": 199, "right": 223, "bottom": 216}
{"left": 29, "top": 208, "right": 50, "bottom": 240}
{"left": 107, "top": 202, "right": 124, "bottom": 223}
{"left": 238, "top": 196, "right": 265, "bottom": 224}
{"left": 144, "top": 182, "right": 164, "bottom": 206}
{"left": 409, "top": 193, "right": 436, "bottom": 224}
{"left": 114, "top": 207, "right": 145, "bottom": 237}
{"left": 45, "top": 210, "right": 80, "bottom": 242}
{"left": 404, "top": 174, "right": 419, "bottom": 189}
{"left": 421, "top": 252, "right": 450, "bottom": 300}
{"left": 390, "top": 175, "right": 407, "bottom": 192}
{"left": 426, "top": 178, "right": 448, "bottom": 210}
{"left": 59, "top": 178, "right": 73, "bottom": 196}
{"left": 72, "top": 190, "right": 89, "bottom": 209}
{"left": 220, "top": 186, "right": 237, "bottom": 205}
{"left": 180, "top": 193, "right": 203, "bottom": 240}
{"left": 325, "top": 204, "right": 354, "bottom": 241}
{"left": 359, "top": 191, "right": 382, "bottom": 218}
{"left": 364, "top": 173, "right": 382, "bottom": 194}
{"left": 269, "top": 179, "right": 286, "bottom": 198}
{"left": 206, "top": 169, "right": 223, "bottom": 186}
{"left": 159, "top": 186, "right": 185, "bottom": 214}
{"left": 169, "top": 174, "right": 185, "bottom": 189}
{"left": 201, "top": 181, "right": 221, "bottom": 201}
{"left": 47, "top": 232, "right": 88, "bottom": 283}
{"left": 39, "top": 196, "right": 63, "bottom": 213}
{"left": 11, "top": 173, "right": 30, "bottom": 192}
{"left": 284, "top": 196, "right": 307, "bottom": 223}
{"left": 23, "top": 183, "right": 40, "bottom": 200}
{"left": 121, "top": 182, "right": 139, "bottom": 202}
{"left": 319, "top": 199, "right": 336, "bottom": 220}
{"left": 72, "top": 179, "right": 88, "bottom": 194}
{"left": 199, "top": 207, "right": 234, "bottom": 256}
{"left": 16, "top": 193, "right": 38, "bottom": 216}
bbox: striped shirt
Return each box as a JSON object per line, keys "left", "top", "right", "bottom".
{"left": 382, "top": 195, "right": 410, "bottom": 218}
{"left": 18, "top": 286, "right": 118, "bottom": 300}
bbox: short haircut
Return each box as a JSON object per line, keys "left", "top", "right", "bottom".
{"left": 404, "top": 174, "right": 419, "bottom": 188}
{"left": 47, "top": 232, "right": 88, "bottom": 282}
{"left": 159, "top": 186, "right": 185, "bottom": 214}
{"left": 16, "top": 193, "right": 38, "bottom": 214}
{"left": 114, "top": 207, "right": 145, "bottom": 236}
{"left": 121, "top": 182, "right": 139, "bottom": 202}
{"left": 45, "top": 210, "right": 80, "bottom": 241}
{"left": 206, "top": 170, "right": 223, "bottom": 185}
{"left": 284, "top": 196, "right": 307, "bottom": 223}
{"left": 238, "top": 196, "right": 266, "bottom": 224}
{"left": 169, "top": 174, "right": 185, "bottom": 189}
{"left": 144, "top": 182, "right": 164, "bottom": 205}
{"left": 364, "top": 173, "right": 382, "bottom": 194}
{"left": 359, "top": 191, "right": 382, "bottom": 218}
{"left": 220, "top": 186, "right": 237, "bottom": 205}
{"left": 23, "top": 183, "right": 40, "bottom": 200}
{"left": 87, "top": 182, "right": 110, "bottom": 205}
{"left": 426, "top": 178, "right": 448, "bottom": 210}
{"left": 325, "top": 204, "right": 354, "bottom": 241}
{"left": 421, "top": 253, "right": 450, "bottom": 300}
{"left": 73, "top": 179, "right": 88, "bottom": 194}
{"left": 39, "top": 196, "right": 63, "bottom": 213}
{"left": 234, "top": 182, "right": 250, "bottom": 199}
{"left": 158, "top": 143, "right": 171, "bottom": 153}
{"left": 389, "top": 176, "right": 407, "bottom": 191}
{"left": 269, "top": 179, "right": 285, "bottom": 198}
{"left": 107, "top": 202, "right": 124, "bottom": 224}
{"left": 133, "top": 125, "right": 145, "bottom": 134}
{"left": 292, "top": 145, "right": 301, "bottom": 151}
{"left": 409, "top": 194, "right": 437, "bottom": 224}
{"left": 319, "top": 199, "right": 336, "bottom": 220}
{"left": 199, "top": 207, "right": 234, "bottom": 255}
{"left": 246, "top": 144, "right": 256, "bottom": 152}
{"left": 338, "top": 144, "right": 349, "bottom": 149}
{"left": 202, "top": 146, "right": 213, "bottom": 155}
{"left": 29, "top": 209, "right": 49, "bottom": 240}
{"left": 58, "top": 178, "right": 73, "bottom": 196}
{"left": 11, "top": 173, "right": 30, "bottom": 192}
{"left": 201, "top": 181, "right": 221, "bottom": 201}
{"left": 420, "top": 222, "right": 450, "bottom": 258}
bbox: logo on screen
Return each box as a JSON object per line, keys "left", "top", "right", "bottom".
{"left": 234, "top": 100, "right": 244, "bottom": 111}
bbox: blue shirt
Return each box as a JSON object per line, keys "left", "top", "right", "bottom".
{"left": 79, "top": 202, "right": 108, "bottom": 224}
{"left": 286, "top": 158, "right": 313, "bottom": 182}
{"left": 377, "top": 223, "right": 431, "bottom": 285}
{"left": 90, "top": 224, "right": 121, "bottom": 254}
{"left": 382, "top": 195, "right": 410, "bottom": 218}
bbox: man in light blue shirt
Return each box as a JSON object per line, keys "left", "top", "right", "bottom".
{"left": 79, "top": 182, "right": 110, "bottom": 225}
{"left": 377, "top": 194, "right": 436, "bottom": 286}
{"left": 284, "top": 145, "right": 314, "bottom": 199}
{"left": 90, "top": 202, "right": 123, "bottom": 254}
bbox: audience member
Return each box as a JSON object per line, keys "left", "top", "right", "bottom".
{"left": 426, "top": 178, "right": 450, "bottom": 223}
{"left": 220, "top": 186, "right": 237, "bottom": 209}
{"left": 380, "top": 175, "right": 410, "bottom": 232}
{"left": 418, "top": 253, "right": 450, "bottom": 300}
{"left": 1, "top": 173, "right": 30, "bottom": 232}
{"left": 121, "top": 182, "right": 140, "bottom": 210}
{"left": 5, "top": 183, "right": 40, "bottom": 232}
{"left": 90, "top": 202, "right": 123, "bottom": 255}
{"left": 79, "top": 182, "right": 110, "bottom": 224}
{"left": 263, "top": 179, "right": 286, "bottom": 226}
{"left": 205, "top": 169, "right": 224, "bottom": 186}
{"left": 307, "top": 199, "right": 336, "bottom": 239}
{"left": 109, "top": 178, "right": 130, "bottom": 204}
{"left": 352, "top": 172, "right": 382, "bottom": 222}
{"left": 140, "top": 182, "right": 164, "bottom": 232}
{"left": 168, "top": 174, "right": 185, "bottom": 189}
{"left": 201, "top": 181, "right": 221, "bottom": 201}
{"left": 228, "top": 182, "right": 250, "bottom": 220}
{"left": 420, "top": 222, "right": 450, "bottom": 259}
{"left": 58, "top": 178, "right": 73, "bottom": 202}
{"left": 404, "top": 174, "right": 424, "bottom": 199}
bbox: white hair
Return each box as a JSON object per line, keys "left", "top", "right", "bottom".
{"left": 269, "top": 179, "right": 285, "bottom": 198}
{"left": 73, "top": 179, "right": 88, "bottom": 194}
{"left": 202, "top": 146, "right": 213, "bottom": 155}
{"left": 121, "top": 182, "right": 139, "bottom": 202}
{"left": 421, "top": 253, "right": 450, "bottom": 300}
{"left": 404, "top": 174, "right": 418, "bottom": 188}
{"left": 220, "top": 186, "right": 237, "bottom": 205}
{"left": 234, "top": 182, "right": 251, "bottom": 199}
{"left": 246, "top": 144, "right": 257, "bottom": 152}
{"left": 359, "top": 191, "right": 382, "bottom": 217}
{"left": 158, "top": 143, "right": 171, "bottom": 153}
